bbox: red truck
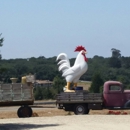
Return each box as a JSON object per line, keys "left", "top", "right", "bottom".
{"left": 56, "top": 81, "right": 130, "bottom": 115}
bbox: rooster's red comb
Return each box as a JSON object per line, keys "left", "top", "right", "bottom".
{"left": 74, "top": 46, "right": 86, "bottom": 52}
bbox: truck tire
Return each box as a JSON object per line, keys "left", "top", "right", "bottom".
{"left": 17, "top": 106, "right": 33, "bottom": 118}
{"left": 74, "top": 104, "right": 89, "bottom": 115}
{"left": 124, "top": 100, "right": 130, "bottom": 108}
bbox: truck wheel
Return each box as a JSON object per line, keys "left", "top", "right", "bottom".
{"left": 17, "top": 106, "right": 33, "bottom": 118}
{"left": 74, "top": 104, "right": 89, "bottom": 115}
{"left": 124, "top": 100, "right": 130, "bottom": 108}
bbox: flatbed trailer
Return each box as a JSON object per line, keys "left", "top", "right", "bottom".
{"left": 0, "top": 83, "right": 34, "bottom": 117}
{"left": 56, "top": 90, "right": 103, "bottom": 115}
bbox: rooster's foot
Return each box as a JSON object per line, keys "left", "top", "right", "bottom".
{"left": 64, "top": 89, "right": 75, "bottom": 92}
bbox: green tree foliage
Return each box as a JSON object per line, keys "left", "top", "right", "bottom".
{"left": 0, "top": 54, "right": 130, "bottom": 86}
{"left": 53, "top": 76, "right": 65, "bottom": 94}
{"left": 34, "top": 86, "right": 53, "bottom": 100}
{"left": 34, "top": 87, "right": 43, "bottom": 100}
{"left": 109, "top": 57, "right": 121, "bottom": 68}
{"left": 89, "top": 72, "right": 104, "bottom": 93}
{"left": 33, "top": 76, "right": 65, "bottom": 100}
{"left": 109, "top": 48, "right": 121, "bottom": 68}
{"left": 111, "top": 48, "right": 121, "bottom": 58}
{"left": 121, "top": 56, "right": 130, "bottom": 69}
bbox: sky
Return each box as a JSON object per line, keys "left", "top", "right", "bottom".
{"left": 0, "top": 0, "right": 130, "bottom": 59}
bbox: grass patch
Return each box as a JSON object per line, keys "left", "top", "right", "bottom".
{"left": 78, "top": 81, "right": 91, "bottom": 90}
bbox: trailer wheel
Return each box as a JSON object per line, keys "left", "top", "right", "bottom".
{"left": 74, "top": 104, "right": 89, "bottom": 115}
{"left": 17, "top": 106, "right": 33, "bottom": 118}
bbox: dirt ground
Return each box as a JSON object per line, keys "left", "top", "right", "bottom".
{"left": 0, "top": 104, "right": 130, "bottom": 119}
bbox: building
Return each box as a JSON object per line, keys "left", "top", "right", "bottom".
{"left": 34, "top": 80, "right": 53, "bottom": 87}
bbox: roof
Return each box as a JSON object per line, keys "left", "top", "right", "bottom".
{"left": 35, "top": 80, "right": 53, "bottom": 84}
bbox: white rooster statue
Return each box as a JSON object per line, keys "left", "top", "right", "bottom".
{"left": 56, "top": 46, "right": 88, "bottom": 92}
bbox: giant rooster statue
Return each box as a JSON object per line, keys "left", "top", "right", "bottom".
{"left": 56, "top": 46, "right": 88, "bottom": 92}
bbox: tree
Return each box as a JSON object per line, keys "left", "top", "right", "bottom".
{"left": 89, "top": 72, "right": 104, "bottom": 93}
{"left": 0, "top": 33, "right": 4, "bottom": 45}
{"left": 111, "top": 48, "right": 121, "bottom": 58}
{"left": 109, "top": 48, "right": 121, "bottom": 68}
{"left": 109, "top": 57, "right": 121, "bottom": 68}
{"left": 0, "top": 33, "right": 4, "bottom": 59}
{"left": 0, "top": 33, "right": 5, "bottom": 79}
{"left": 53, "top": 76, "right": 65, "bottom": 94}
{"left": 34, "top": 87, "right": 43, "bottom": 100}
{"left": 121, "top": 57, "right": 130, "bottom": 69}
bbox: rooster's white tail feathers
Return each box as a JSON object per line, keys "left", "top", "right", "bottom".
{"left": 56, "top": 53, "right": 70, "bottom": 73}
{"left": 59, "top": 63, "right": 69, "bottom": 71}
{"left": 56, "top": 53, "right": 68, "bottom": 60}
{"left": 57, "top": 60, "right": 67, "bottom": 65}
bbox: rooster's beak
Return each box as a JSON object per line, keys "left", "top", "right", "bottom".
{"left": 85, "top": 51, "right": 87, "bottom": 54}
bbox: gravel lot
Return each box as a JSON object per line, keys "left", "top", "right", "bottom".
{"left": 0, "top": 115, "right": 130, "bottom": 130}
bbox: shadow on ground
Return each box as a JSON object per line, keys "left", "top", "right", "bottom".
{"left": 0, "top": 123, "right": 60, "bottom": 130}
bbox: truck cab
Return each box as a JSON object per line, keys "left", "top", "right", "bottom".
{"left": 103, "top": 81, "right": 130, "bottom": 108}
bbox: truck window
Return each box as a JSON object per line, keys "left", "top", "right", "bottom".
{"left": 109, "top": 85, "right": 121, "bottom": 91}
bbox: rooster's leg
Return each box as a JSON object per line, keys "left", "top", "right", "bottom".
{"left": 64, "top": 82, "right": 75, "bottom": 92}
{"left": 66, "top": 82, "right": 71, "bottom": 90}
